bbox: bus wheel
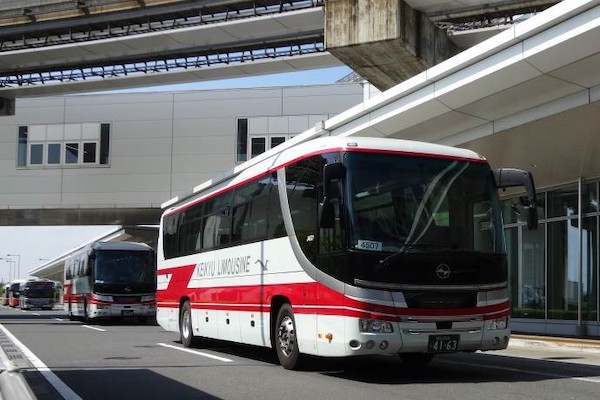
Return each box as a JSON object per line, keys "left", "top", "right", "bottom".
{"left": 68, "top": 301, "right": 76, "bottom": 321}
{"left": 83, "top": 301, "right": 91, "bottom": 323}
{"left": 180, "top": 301, "right": 196, "bottom": 347}
{"left": 275, "top": 304, "right": 300, "bottom": 370}
{"left": 399, "top": 353, "right": 434, "bottom": 366}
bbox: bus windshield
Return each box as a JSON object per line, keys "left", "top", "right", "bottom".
{"left": 346, "top": 152, "right": 505, "bottom": 256}
{"left": 93, "top": 250, "right": 155, "bottom": 293}
{"left": 24, "top": 283, "right": 55, "bottom": 298}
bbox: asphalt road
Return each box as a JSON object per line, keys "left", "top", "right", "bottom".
{"left": 1, "top": 306, "right": 600, "bottom": 400}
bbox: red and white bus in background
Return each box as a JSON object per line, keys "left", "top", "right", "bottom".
{"left": 156, "top": 136, "right": 537, "bottom": 369}
{"left": 8, "top": 279, "right": 26, "bottom": 308}
{"left": 19, "top": 278, "right": 56, "bottom": 310}
{"left": 2, "top": 284, "right": 9, "bottom": 306}
{"left": 64, "top": 241, "right": 157, "bottom": 323}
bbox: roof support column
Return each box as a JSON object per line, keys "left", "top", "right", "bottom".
{"left": 325, "top": 0, "right": 460, "bottom": 91}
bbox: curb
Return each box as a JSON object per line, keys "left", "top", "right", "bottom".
{"left": 509, "top": 334, "right": 600, "bottom": 354}
{"left": 0, "top": 351, "right": 36, "bottom": 400}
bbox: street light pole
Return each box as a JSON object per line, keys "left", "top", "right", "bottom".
{"left": 6, "top": 254, "right": 20, "bottom": 279}
{"left": 0, "top": 258, "right": 14, "bottom": 282}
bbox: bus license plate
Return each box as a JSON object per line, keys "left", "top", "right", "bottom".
{"left": 428, "top": 335, "right": 459, "bottom": 353}
{"left": 121, "top": 310, "right": 133, "bottom": 316}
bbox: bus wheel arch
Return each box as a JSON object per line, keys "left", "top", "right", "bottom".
{"left": 179, "top": 298, "right": 196, "bottom": 347}
{"left": 273, "top": 300, "right": 300, "bottom": 370}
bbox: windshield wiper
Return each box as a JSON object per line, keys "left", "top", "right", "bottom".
{"left": 378, "top": 242, "right": 448, "bottom": 267}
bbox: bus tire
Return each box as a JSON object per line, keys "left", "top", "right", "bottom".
{"left": 68, "top": 301, "right": 76, "bottom": 321}
{"left": 275, "top": 304, "right": 300, "bottom": 370}
{"left": 83, "top": 300, "right": 91, "bottom": 323}
{"left": 399, "top": 353, "right": 434, "bottom": 366}
{"left": 180, "top": 301, "right": 196, "bottom": 347}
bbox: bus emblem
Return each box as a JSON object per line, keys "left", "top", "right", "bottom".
{"left": 435, "top": 264, "right": 451, "bottom": 280}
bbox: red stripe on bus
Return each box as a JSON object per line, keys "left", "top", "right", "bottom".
{"left": 156, "top": 280, "right": 509, "bottom": 321}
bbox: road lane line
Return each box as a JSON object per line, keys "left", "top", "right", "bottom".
{"left": 440, "top": 358, "right": 600, "bottom": 384}
{"left": 0, "top": 324, "right": 83, "bottom": 400}
{"left": 54, "top": 318, "right": 64, "bottom": 321}
{"left": 82, "top": 325, "right": 107, "bottom": 332}
{"left": 157, "top": 343, "right": 234, "bottom": 362}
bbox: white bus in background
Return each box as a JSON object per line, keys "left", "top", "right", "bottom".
{"left": 156, "top": 136, "right": 537, "bottom": 370}
{"left": 18, "top": 278, "right": 56, "bottom": 310}
{"left": 64, "top": 241, "right": 157, "bottom": 323}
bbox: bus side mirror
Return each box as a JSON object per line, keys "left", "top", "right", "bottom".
{"left": 494, "top": 168, "right": 538, "bottom": 230}
{"left": 320, "top": 163, "right": 344, "bottom": 229}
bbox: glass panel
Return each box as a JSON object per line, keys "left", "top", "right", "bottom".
{"left": 270, "top": 136, "right": 285, "bottom": 149}
{"left": 29, "top": 144, "right": 43, "bottom": 165}
{"left": 583, "top": 183, "right": 598, "bottom": 214}
{"left": 519, "top": 225, "right": 546, "bottom": 318}
{"left": 83, "top": 142, "right": 97, "bottom": 163}
{"left": 47, "top": 143, "right": 61, "bottom": 164}
{"left": 506, "top": 227, "right": 520, "bottom": 313}
{"left": 231, "top": 176, "right": 271, "bottom": 243}
{"left": 547, "top": 220, "right": 579, "bottom": 320}
{"left": 547, "top": 186, "right": 578, "bottom": 218}
{"left": 236, "top": 119, "right": 248, "bottom": 162}
{"left": 500, "top": 199, "right": 518, "bottom": 224}
{"left": 100, "top": 123, "right": 110, "bottom": 165}
{"left": 65, "top": 143, "right": 79, "bottom": 164}
{"left": 17, "top": 126, "right": 28, "bottom": 167}
{"left": 582, "top": 216, "right": 598, "bottom": 321}
{"left": 250, "top": 137, "right": 265, "bottom": 158}
{"left": 501, "top": 194, "right": 546, "bottom": 225}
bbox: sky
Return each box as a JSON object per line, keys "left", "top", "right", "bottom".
{"left": 0, "top": 66, "right": 353, "bottom": 281}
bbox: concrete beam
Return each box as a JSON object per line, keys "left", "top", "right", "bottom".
{"left": 325, "top": 0, "right": 460, "bottom": 91}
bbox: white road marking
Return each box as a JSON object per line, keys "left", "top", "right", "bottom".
{"left": 82, "top": 325, "right": 107, "bottom": 332}
{"left": 441, "top": 358, "right": 600, "bottom": 384}
{"left": 54, "top": 317, "right": 64, "bottom": 321}
{"left": 157, "top": 343, "right": 234, "bottom": 362}
{"left": 0, "top": 323, "right": 83, "bottom": 400}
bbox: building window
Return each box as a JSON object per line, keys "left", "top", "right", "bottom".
{"left": 16, "top": 123, "right": 110, "bottom": 168}
{"left": 236, "top": 118, "right": 248, "bottom": 162}
{"left": 47, "top": 143, "right": 61, "bottom": 164}
{"left": 83, "top": 142, "right": 97, "bottom": 163}
{"left": 65, "top": 143, "right": 79, "bottom": 164}
{"left": 29, "top": 143, "right": 43, "bottom": 165}
{"left": 17, "top": 126, "right": 28, "bottom": 166}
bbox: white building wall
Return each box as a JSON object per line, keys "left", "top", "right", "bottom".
{"left": 0, "top": 83, "right": 363, "bottom": 211}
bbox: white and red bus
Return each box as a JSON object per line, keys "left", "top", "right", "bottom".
{"left": 8, "top": 279, "right": 26, "bottom": 308}
{"left": 64, "top": 241, "right": 157, "bottom": 323}
{"left": 19, "top": 278, "right": 56, "bottom": 310}
{"left": 156, "top": 136, "right": 537, "bottom": 369}
{"left": 2, "top": 284, "right": 9, "bottom": 306}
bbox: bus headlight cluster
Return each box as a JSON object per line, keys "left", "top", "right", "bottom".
{"left": 92, "top": 293, "right": 113, "bottom": 302}
{"left": 486, "top": 317, "right": 508, "bottom": 330}
{"left": 359, "top": 319, "right": 394, "bottom": 333}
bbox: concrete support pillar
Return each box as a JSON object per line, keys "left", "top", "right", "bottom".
{"left": 325, "top": 0, "right": 460, "bottom": 91}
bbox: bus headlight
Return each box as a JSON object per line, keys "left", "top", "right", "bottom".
{"left": 92, "top": 293, "right": 113, "bottom": 302}
{"left": 486, "top": 317, "right": 508, "bottom": 330}
{"left": 141, "top": 295, "right": 156, "bottom": 302}
{"left": 359, "top": 319, "right": 394, "bottom": 333}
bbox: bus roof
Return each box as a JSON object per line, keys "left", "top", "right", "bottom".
{"left": 91, "top": 241, "right": 153, "bottom": 252}
{"left": 162, "top": 136, "right": 486, "bottom": 212}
